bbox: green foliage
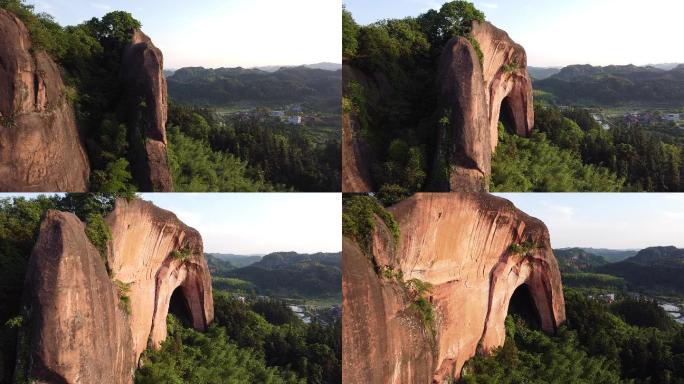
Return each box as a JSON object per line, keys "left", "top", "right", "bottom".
{"left": 4, "top": 315, "right": 24, "bottom": 329}
{"left": 136, "top": 293, "right": 341, "bottom": 384}
{"left": 84, "top": 213, "right": 112, "bottom": 267}
{"left": 223, "top": 252, "right": 341, "bottom": 299}
{"left": 114, "top": 280, "right": 132, "bottom": 315}
{"left": 135, "top": 315, "right": 303, "bottom": 384}
{"left": 169, "top": 247, "right": 192, "bottom": 262}
{"left": 342, "top": 6, "right": 359, "bottom": 58}
{"left": 509, "top": 240, "right": 540, "bottom": 262}
{"left": 342, "top": 195, "right": 400, "bottom": 255}
{"left": 492, "top": 126, "right": 624, "bottom": 192}
{"left": 501, "top": 60, "right": 520, "bottom": 74}
{"left": 562, "top": 273, "right": 627, "bottom": 291}
{"left": 404, "top": 278, "right": 435, "bottom": 335}
{"left": 461, "top": 315, "right": 621, "bottom": 383}
{"left": 167, "top": 126, "right": 270, "bottom": 192}
{"left": 167, "top": 105, "right": 340, "bottom": 192}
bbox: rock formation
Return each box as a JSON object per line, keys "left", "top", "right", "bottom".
{"left": 343, "top": 193, "right": 565, "bottom": 383}
{"left": 471, "top": 21, "right": 534, "bottom": 150}
{"left": 20, "top": 198, "right": 213, "bottom": 383}
{"left": 0, "top": 9, "right": 90, "bottom": 191}
{"left": 342, "top": 20, "right": 534, "bottom": 193}
{"left": 437, "top": 21, "right": 534, "bottom": 192}
{"left": 121, "top": 30, "right": 173, "bottom": 192}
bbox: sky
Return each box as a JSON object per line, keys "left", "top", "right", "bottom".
{"left": 494, "top": 193, "right": 684, "bottom": 250}
{"left": 28, "top": 0, "right": 342, "bottom": 69}
{"left": 343, "top": 0, "right": 684, "bottom": 67}
{"left": 0, "top": 193, "right": 341, "bottom": 254}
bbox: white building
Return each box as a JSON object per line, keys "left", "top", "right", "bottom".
{"left": 287, "top": 115, "right": 302, "bottom": 125}
{"left": 664, "top": 113, "right": 680, "bottom": 122}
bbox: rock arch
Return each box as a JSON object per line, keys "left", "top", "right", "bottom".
{"left": 21, "top": 198, "right": 213, "bottom": 384}
{"left": 437, "top": 21, "right": 534, "bottom": 192}
{"left": 342, "top": 193, "right": 565, "bottom": 383}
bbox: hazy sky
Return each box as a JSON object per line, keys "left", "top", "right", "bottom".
{"left": 344, "top": 0, "right": 684, "bottom": 67}
{"left": 0, "top": 193, "right": 342, "bottom": 254}
{"left": 495, "top": 193, "right": 684, "bottom": 250}
{"left": 29, "top": 0, "right": 342, "bottom": 69}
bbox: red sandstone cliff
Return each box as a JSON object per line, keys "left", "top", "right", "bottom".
{"left": 343, "top": 193, "right": 565, "bottom": 383}
{"left": 342, "top": 20, "right": 535, "bottom": 193}
{"left": 19, "top": 199, "right": 213, "bottom": 383}
{"left": 122, "top": 30, "right": 173, "bottom": 192}
{"left": 0, "top": 9, "right": 90, "bottom": 191}
{"left": 437, "top": 21, "right": 534, "bottom": 192}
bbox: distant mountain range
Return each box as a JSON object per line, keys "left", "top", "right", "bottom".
{"left": 207, "top": 253, "right": 263, "bottom": 268}
{"left": 533, "top": 64, "right": 684, "bottom": 106}
{"left": 166, "top": 65, "right": 341, "bottom": 111}
{"left": 553, "top": 248, "right": 608, "bottom": 273}
{"left": 207, "top": 251, "right": 342, "bottom": 299}
{"left": 256, "top": 62, "right": 342, "bottom": 72}
{"left": 591, "top": 246, "right": 684, "bottom": 295}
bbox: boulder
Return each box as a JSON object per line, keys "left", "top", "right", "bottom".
{"left": 0, "top": 9, "right": 90, "bottom": 191}
{"left": 342, "top": 193, "right": 565, "bottom": 383}
{"left": 121, "top": 30, "right": 173, "bottom": 192}
{"left": 21, "top": 199, "right": 213, "bottom": 383}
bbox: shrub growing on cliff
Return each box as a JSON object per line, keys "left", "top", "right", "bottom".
{"left": 85, "top": 213, "right": 112, "bottom": 267}
{"left": 342, "top": 195, "right": 400, "bottom": 256}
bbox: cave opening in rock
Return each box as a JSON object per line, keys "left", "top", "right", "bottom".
{"left": 507, "top": 284, "right": 541, "bottom": 329}
{"left": 499, "top": 96, "right": 517, "bottom": 135}
{"left": 169, "top": 287, "right": 193, "bottom": 326}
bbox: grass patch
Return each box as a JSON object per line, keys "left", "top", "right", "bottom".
{"left": 114, "top": 280, "right": 132, "bottom": 315}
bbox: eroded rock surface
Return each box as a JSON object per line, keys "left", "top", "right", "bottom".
{"left": 0, "top": 9, "right": 90, "bottom": 191}
{"left": 23, "top": 210, "right": 134, "bottom": 383}
{"left": 437, "top": 21, "right": 534, "bottom": 191}
{"left": 21, "top": 199, "right": 213, "bottom": 383}
{"left": 471, "top": 21, "right": 534, "bottom": 149}
{"left": 122, "top": 30, "right": 172, "bottom": 191}
{"left": 343, "top": 193, "right": 565, "bottom": 383}
{"left": 106, "top": 198, "right": 213, "bottom": 358}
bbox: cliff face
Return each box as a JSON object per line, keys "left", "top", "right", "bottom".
{"left": 343, "top": 193, "right": 565, "bottom": 383}
{"left": 23, "top": 210, "right": 135, "bottom": 383}
{"left": 471, "top": 21, "right": 534, "bottom": 150}
{"left": 21, "top": 199, "right": 213, "bottom": 383}
{"left": 121, "top": 30, "right": 173, "bottom": 192}
{"left": 106, "top": 198, "right": 214, "bottom": 359}
{"left": 437, "top": 21, "right": 534, "bottom": 192}
{"left": 0, "top": 9, "right": 90, "bottom": 191}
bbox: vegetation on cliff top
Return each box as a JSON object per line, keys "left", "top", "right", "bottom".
{"left": 343, "top": 1, "right": 485, "bottom": 195}
{"left": 342, "top": 195, "right": 400, "bottom": 256}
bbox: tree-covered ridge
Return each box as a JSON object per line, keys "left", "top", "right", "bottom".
{"left": 597, "top": 247, "right": 684, "bottom": 296}
{"left": 535, "top": 64, "right": 684, "bottom": 106}
{"left": 167, "top": 66, "right": 342, "bottom": 112}
{"left": 166, "top": 105, "right": 341, "bottom": 192}
{"left": 462, "top": 290, "right": 684, "bottom": 383}
{"left": 343, "top": 1, "right": 485, "bottom": 195}
{"left": 553, "top": 248, "right": 608, "bottom": 273}
{"left": 219, "top": 252, "right": 342, "bottom": 299}
{"left": 135, "top": 293, "right": 341, "bottom": 384}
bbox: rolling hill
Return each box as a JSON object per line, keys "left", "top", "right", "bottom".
{"left": 167, "top": 66, "right": 342, "bottom": 111}
{"left": 212, "top": 252, "right": 342, "bottom": 299}
{"left": 553, "top": 248, "right": 607, "bottom": 273}
{"left": 534, "top": 64, "right": 684, "bottom": 106}
{"left": 596, "top": 246, "right": 684, "bottom": 294}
